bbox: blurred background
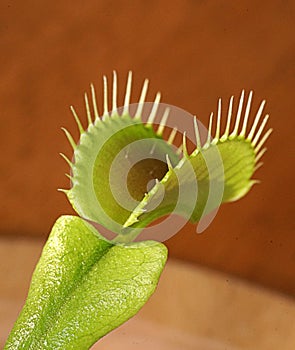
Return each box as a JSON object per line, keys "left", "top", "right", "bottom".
{"left": 1, "top": 1, "right": 294, "bottom": 349}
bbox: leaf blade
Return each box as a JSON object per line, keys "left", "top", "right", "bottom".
{"left": 4, "top": 216, "right": 167, "bottom": 350}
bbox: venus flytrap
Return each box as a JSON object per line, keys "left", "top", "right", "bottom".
{"left": 5, "top": 71, "right": 271, "bottom": 349}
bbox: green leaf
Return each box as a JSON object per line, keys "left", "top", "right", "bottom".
{"left": 130, "top": 109, "right": 271, "bottom": 232}
{"left": 126, "top": 137, "right": 257, "bottom": 232}
{"left": 66, "top": 115, "right": 179, "bottom": 234}
{"left": 59, "top": 75, "right": 271, "bottom": 242}
{"left": 6, "top": 73, "right": 272, "bottom": 349}
{"left": 4, "top": 215, "right": 167, "bottom": 350}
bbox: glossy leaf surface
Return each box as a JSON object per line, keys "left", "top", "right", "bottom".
{"left": 4, "top": 215, "right": 167, "bottom": 350}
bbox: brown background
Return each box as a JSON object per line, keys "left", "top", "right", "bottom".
{"left": 1, "top": 1, "right": 294, "bottom": 295}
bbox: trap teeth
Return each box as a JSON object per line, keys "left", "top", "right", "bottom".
{"left": 167, "top": 127, "right": 177, "bottom": 145}
{"left": 166, "top": 154, "right": 173, "bottom": 170}
{"left": 156, "top": 108, "right": 170, "bottom": 136}
{"left": 61, "top": 128, "right": 76, "bottom": 150}
{"left": 61, "top": 72, "right": 272, "bottom": 234}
